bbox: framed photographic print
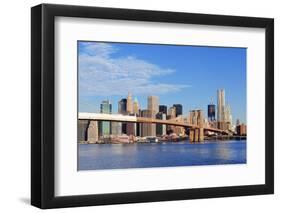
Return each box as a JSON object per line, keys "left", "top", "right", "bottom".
{"left": 31, "top": 4, "right": 274, "bottom": 209}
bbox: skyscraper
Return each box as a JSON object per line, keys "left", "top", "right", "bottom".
{"left": 99, "top": 100, "right": 112, "bottom": 136}
{"left": 159, "top": 105, "right": 167, "bottom": 114}
{"left": 173, "top": 104, "right": 183, "bottom": 117}
{"left": 111, "top": 122, "right": 122, "bottom": 135}
{"left": 148, "top": 96, "right": 159, "bottom": 116}
{"left": 147, "top": 96, "right": 159, "bottom": 136}
{"left": 118, "top": 98, "right": 127, "bottom": 134}
{"left": 118, "top": 98, "right": 127, "bottom": 114}
{"left": 208, "top": 104, "right": 216, "bottom": 121}
{"left": 224, "top": 104, "right": 233, "bottom": 130}
{"left": 126, "top": 92, "right": 133, "bottom": 114}
{"left": 141, "top": 109, "right": 155, "bottom": 137}
{"left": 167, "top": 106, "right": 176, "bottom": 119}
{"left": 217, "top": 89, "right": 226, "bottom": 129}
{"left": 156, "top": 112, "right": 166, "bottom": 136}
{"left": 224, "top": 104, "right": 232, "bottom": 124}
{"left": 133, "top": 97, "right": 139, "bottom": 115}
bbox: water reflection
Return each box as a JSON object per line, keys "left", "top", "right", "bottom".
{"left": 78, "top": 140, "right": 246, "bottom": 171}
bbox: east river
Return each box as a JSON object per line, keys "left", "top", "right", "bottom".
{"left": 78, "top": 140, "right": 246, "bottom": 170}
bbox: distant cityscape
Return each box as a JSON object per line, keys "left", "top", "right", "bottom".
{"left": 78, "top": 42, "right": 247, "bottom": 170}
{"left": 78, "top": 89, "right": 247, "bottom": 144}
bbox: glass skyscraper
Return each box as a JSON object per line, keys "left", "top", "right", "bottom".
{"left": 99, "top": 100, "right": 112, "bottom": 136}
{"left": 208, "top": 104, "right": 216, "bottom": 121}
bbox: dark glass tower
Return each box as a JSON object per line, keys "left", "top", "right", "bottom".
{"left": 118, "top": 98, "right": 127, "bottom": 114}
{"left": 159, "top": 105, "right": 167, "bottom": 114}
{"left": 208, "top": 104, "right": 216, "bottom": 121}
{"left": 173, "top": 104, "right": 183, "bottom": 117}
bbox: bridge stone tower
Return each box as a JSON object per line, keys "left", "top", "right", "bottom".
{"left": 189, "top": 109, "right": 204, "bottom": 142}
{"left": 87, "top": 121, "right": 99, "bottom": 143}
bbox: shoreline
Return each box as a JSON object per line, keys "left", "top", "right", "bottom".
{"left": 79, "top": 137, "right": 247, "bottom": 145}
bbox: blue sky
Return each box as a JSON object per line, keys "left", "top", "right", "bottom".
{"left": 78, "top": 41, "right": 246, "bottom": 124}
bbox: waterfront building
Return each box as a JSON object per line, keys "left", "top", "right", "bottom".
{"left": 141, "top": 109, "right": 155, "bottom": 137}
{"left": 156, "top": 112, "right": 166, "bottom": 136}
{"left": 159, "top": 105, "right": 167, "bottom": 114}
{"left": 147, "top": 96, "right": 159, "bottom": 136}
{"left": 126, "top": 92, "right": 133, "bottom": 114}
{"left": 208, "top": 103, "right": 216, "bottom": 121}
{"left": 173, "top": 104, "right": 183, "bottom": 117}
{"left": 99, "top": 100, "right": 112, "bottom": 136}
{"left": 126, "top": 122, "right": 136, "bottom": 136}
{"left": 111, "top": 122, "right": 122, "bottom": 135}
{"left": 236, "top": 123, "right": 247, "bottom": 136}
{"left": 78, "top": 120, "right": 89, "bottom": 142}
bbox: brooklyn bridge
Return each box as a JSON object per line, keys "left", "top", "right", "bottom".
{"left": 79, "top": 112, "right": 230, "bottom": 142}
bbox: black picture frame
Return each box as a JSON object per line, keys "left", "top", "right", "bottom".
{"left": 31, "top": 3, "right": 274, "bottom": 209}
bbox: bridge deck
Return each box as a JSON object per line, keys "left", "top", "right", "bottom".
{"left": 79, "top": 112, "right": 227, "bottom": 133}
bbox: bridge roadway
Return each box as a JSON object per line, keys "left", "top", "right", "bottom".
{"left": 79, "top": 112, "right": 228, "bottom": 134}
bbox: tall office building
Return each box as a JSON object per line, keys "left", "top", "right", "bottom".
{"left": 133, "top": 97, "right": 139, "bottom": 115}
{"left": 111, "top": 122, "right": 122, "bottom": 135}
{"left": 99, "top": 100, "right": 112, "bottom": 136}
{"left": 156, "top": 112, "right": 166, "bottom": 136}
{"left": 167, "top": 106, "right": 176, "bottom": 119}
{"left": 148, "top": 96, "right": 159, "bottom": 115}
{"left": 159, "top": 105, "right": 167, "bottom": 114}
{"left": 217, "top": 89, "right": 225, "bottom": 122}
{"left": 173, "top": 104, "right": 183, "bottom": 117}
{"left": 224, "top": 104, "right": 232, "bottom": 124}
{"left": 217, "top": 89, "right": 226, "bottom": 129}
{"left": 141, "top": 109, "right": 155, "bottom": 137}
{"left": 166, "top": 106, "right": 176, "bottom": 134}
{"left": 118, "top": 98, "right": 127, "bottom": 114}
{"left": 118, "top": 98, "right": 127, "bottom": 134}
{"left": 224, "top": 104, "right": 233, "bottom": 130}
{"left": 147, "top": 96, "right": 159, "bottom": 136}
{"left": 208, "top": 104, "right": 216, "bottom": 121}
{"left": 125, "top": 93, "right": 136, "bottom": 135}
{"left": 126, "top": 92, "right": 133, "bottom": 114}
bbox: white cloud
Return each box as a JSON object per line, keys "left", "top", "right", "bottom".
{"left": 79, "top": 42, "right": 190, "bottom": 96}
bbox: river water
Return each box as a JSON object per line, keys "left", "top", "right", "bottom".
{"left": 78, "top": 140, "right": 246, "bottom": 170}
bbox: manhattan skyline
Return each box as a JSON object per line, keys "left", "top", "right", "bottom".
{"left": 78, "top": 41, "right": 246, "bottom": 123}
